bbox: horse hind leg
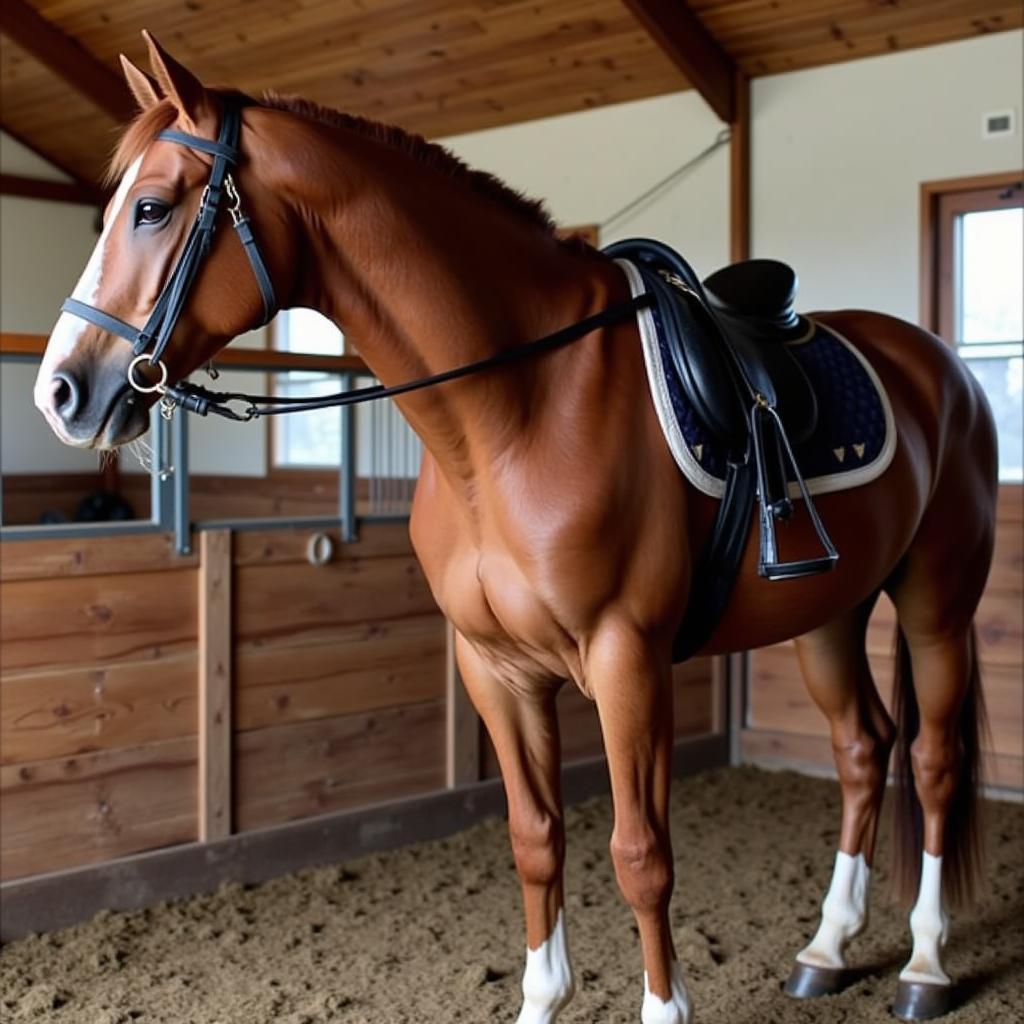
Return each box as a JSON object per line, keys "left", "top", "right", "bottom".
{"left": 888, "top": 622, "right": 986, "bottom": 1021}
{"left": 784, "top": 599, "right": 896, "bottom": 998}
{"left": 886, "top": 482, "right": 992, "bottom": 1020}
{"left": 455, "top": 635, "right": 575, "bottom": 1024}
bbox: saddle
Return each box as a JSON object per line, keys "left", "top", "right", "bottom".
{"left": 603, "top": 239, "right": 837, "bottom": 661}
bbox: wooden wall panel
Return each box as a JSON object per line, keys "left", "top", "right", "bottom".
{"left": 232, "top": 521, "right": 414, "bottom": 565}
{"left": 235, "top": 556, "right": 436, "bottom": 644}
{"left": 236, "top": 614, "right": 445, "bottom": 731}
{"left": 0, "top": 737, "right": 197, "bottom": 880}
{"left": 0, "top": 536, "right": 202, "bottom": 879}
{"left": 745, "top": 489, "right": 1023, "bottom": 792}
{"left": 234, "top": 701, "right": 445, "bottom": 832}
{"left": 1, "top": 568, "right": 198, "bottom": 669}
{"left": 0, "top": 532, "right": 197, "bottom": 581}
{"left": 0, "top": 654, "right": 197, "bottom": 765}
{"left": 230, "top": 524, "right": 449, "bottom": 832}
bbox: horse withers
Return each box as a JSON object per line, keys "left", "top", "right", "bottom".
{"left": 33, "top": 33, "right": 997, "bottom": 1023}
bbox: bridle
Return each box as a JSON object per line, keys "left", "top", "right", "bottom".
{"left": 60, "top": 96, "right": 276, "bottom": 405}
{"left": 58, "top": 94, "right": 652, "bottom": 422}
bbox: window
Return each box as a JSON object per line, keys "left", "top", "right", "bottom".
{"left": 924, "top": 175, "right": 1023, "bottom": 483}
{"left": 272, "top": 308, "right": 345, "bottom": 467}
{"left": 269, "top": 309, "right": 423, "bottom": 512}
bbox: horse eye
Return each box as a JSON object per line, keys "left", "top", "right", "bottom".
{"left": 134, "top": 199, "right": 170, "bottom": 227}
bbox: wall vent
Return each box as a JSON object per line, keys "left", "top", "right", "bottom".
{"left": 982, "top": 109, "right": 1016, "bottom": 139}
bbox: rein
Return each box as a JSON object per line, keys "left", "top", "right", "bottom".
{"left": 58, "top": 94, "right": 653, "bottom": 423}
{"left": 162, "top": 295, "right": 653, "bottom": 421}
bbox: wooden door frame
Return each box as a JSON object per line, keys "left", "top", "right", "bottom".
{"left": 919, "top": 169, "right": 1024, "bottom": 333}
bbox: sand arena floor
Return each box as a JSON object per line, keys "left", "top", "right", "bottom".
{"left": 1, "top": 766, "right": 1021, "bottom": 1023}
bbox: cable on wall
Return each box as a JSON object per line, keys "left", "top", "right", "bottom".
{"left": 599, "top": 128, "right": 732, "bottom": 232}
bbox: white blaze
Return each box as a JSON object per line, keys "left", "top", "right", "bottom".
{"left": 34, "top": 156, "right": 143, "bottom": 410}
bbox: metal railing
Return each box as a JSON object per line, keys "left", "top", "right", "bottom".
{"left": 0, "top": 335, "right": 419, "bottom": 553}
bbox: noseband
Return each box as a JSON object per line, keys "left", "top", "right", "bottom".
{"left": 60, "top": 96, "right": 276, "bottom": 396}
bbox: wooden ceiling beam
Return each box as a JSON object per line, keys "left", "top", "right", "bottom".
{"left": 621, "top": 0, "right": 736, "bottom": 122}
{"left": 0, "top": 0, "right": 133, "bottom": 123}
{"left": 0, "top": 118, "right": 107, "bottom": 194}
{"left": 0, "top": 173, "right": 103, "bottom": 206}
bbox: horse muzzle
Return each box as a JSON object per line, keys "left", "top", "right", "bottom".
{"left": 35, "top": 361, "right": 150, "bottom": 449}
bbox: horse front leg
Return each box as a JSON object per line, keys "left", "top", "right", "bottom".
{"left": 588, "top": 622, "right": 692, "bottom": 1024}
{"left": 456, "top": 634, "right": 575, "bottom": 1024}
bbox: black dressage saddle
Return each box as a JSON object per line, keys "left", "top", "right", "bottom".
{"left": 603, "top": 239, "right": 837, "bottom": 661}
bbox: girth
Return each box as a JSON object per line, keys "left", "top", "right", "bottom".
{"left": 604, "top": 239, "right": 838, "bottom": 662}
{"left": 60, "top": 96, "right": 276, "bottom": 391}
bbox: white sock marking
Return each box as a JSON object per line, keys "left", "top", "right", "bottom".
{"left": 900, "top": 852, "right": 951, "bottom": 986}
{"left": 516, "top": 909, "right": 575, "bottom": 1024}
{"left": 34, "top": 156, "right": 143, "bottom": 410}
{"left": 641, "top": 961, "right": 692, "bottom": 1024}
{"left": 796, "top": 850, "right": 870, "bottom": 970}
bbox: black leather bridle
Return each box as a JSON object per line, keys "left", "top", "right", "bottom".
{"left": 60, "top": 96, "right": 276, "bottom": 404}
{"left": 59, "top": 93, "right": 652, "bottom": 422}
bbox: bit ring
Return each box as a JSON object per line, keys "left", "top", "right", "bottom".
{"left": 128, "top": 354, "right": 168, "bottom": 394}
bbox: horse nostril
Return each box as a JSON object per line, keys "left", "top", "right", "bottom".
{"left": 51, "top": 371, "right": 82, "bottom": 422}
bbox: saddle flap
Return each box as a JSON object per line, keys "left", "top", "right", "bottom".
{"left": 645, "top": 270, "right": 748, "bottom": 451}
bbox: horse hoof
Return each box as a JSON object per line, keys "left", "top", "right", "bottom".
{"left": 784, "top": 961, "right": 847, "bottom": 998}
{"left": 892, "top": 980, "right": 953, "bottom": 1020}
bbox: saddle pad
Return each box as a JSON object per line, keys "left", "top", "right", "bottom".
{"left": 617, "top": 259, "right": 897, "bottom": 499}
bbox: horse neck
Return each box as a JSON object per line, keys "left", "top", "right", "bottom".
{"left": 257, "top": 113, "right": 622, "bottom": 479}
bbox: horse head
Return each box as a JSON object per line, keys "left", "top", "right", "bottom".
{"left": 35, "top": 33, "right": 289, "bottom": 448}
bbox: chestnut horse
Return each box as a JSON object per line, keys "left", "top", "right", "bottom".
{"left": 35, "top": 35, "right": 996, "bottom": 1024}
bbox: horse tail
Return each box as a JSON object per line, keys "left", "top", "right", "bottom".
{"left": 891, "top": 623, "right": 987, "bottom": 908}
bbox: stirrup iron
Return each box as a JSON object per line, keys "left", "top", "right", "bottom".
{"left": 750, "top": 397, "right": 838, "bottom": 580}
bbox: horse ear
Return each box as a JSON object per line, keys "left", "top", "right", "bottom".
{"left": 119, "top": 54, "right": 161, "bottom": 112}
{"left": 142, "top": 30, "right": 209, "bottom": 130}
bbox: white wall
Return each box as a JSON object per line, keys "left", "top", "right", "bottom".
{"left": 1, "top": 131, "right": 105, "bottom": 474}
{"left": 751, "top": 31, "right": 1023, "bottom": 319}
{"left": 440, "top": 90, "right": 731, "bottom": 278}
{"left": 441, "top": 30, "right": 1022, "bottom": 324}
{"left": 0, "top": 132, "right": 72, "bottom": 181}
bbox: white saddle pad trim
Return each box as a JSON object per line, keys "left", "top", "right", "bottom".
{"left": 616, "top": 258, "right": 897, "bottom": 500}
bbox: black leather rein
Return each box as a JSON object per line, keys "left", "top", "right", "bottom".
{"left": 163, "top": 295, "right": 654, "bottom": 421}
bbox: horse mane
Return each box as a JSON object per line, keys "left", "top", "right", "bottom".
{"left": 107, "top": 90, "right": 563, "bottom": 240}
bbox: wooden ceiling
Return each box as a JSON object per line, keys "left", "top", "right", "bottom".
{"left": 1, "top": 0, "right": 1020, "bottom": 188}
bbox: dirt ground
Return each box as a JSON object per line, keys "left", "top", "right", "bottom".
{"left": 1, "top": 766, "right": 1021, "bottom": 1024}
